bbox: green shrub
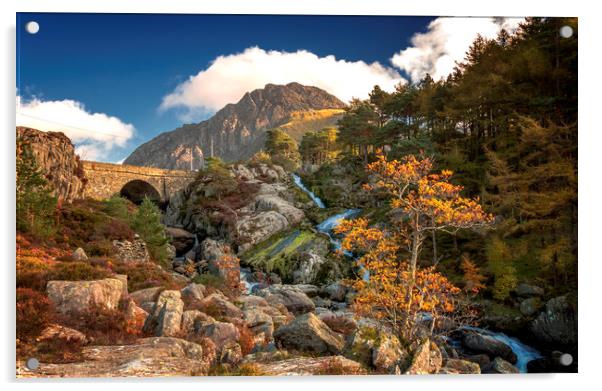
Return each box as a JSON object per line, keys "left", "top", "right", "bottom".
{"left": 130, "top": 197, "right": 169, "bottom": 266}
{"left": 486, "top": 237, "right": 518, "bottom": 300}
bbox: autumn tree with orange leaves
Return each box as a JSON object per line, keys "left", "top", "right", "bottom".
{"left": 335, "top": 154, "right": 492, "bottom": 341}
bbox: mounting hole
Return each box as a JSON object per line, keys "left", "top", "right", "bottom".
{"left": 25, "top": 357, "right": 39, "bottom": 370}
{"left": 25, "top": 21, "right": 40, "bottom": 34}
{"left": 559, "top": 353, "right": 573, "bottom": 366}
{"left": 559, "top": 25, "right": 573, "bottom": 38}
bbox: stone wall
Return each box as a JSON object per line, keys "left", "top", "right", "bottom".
{"left": 82, "top": 161, "right": 195, "bottom": 201}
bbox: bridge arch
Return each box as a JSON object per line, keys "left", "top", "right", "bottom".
{"left": 120, "top": 179, "right": 161, "bottom": 204}
{"left": 81, "top": 161, "right": 195, "bottom": 202}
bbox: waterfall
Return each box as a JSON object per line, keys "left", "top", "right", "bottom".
{"left": 292, "top": 174, "right": 325, "bottom": 208}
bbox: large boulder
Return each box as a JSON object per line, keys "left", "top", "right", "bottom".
{"left": 46, "top": 278, "right": 124, "bottom": 316}
{"left": 235, "top": 211, "right": 290, "bottom": 252}
{"left": 244, "top": 308, "right": 275, "bottom": 342}
{"left": 256, "top": 284, "right": 315, "bottom": 315}
{"left": 180, "top": 283, "right": 206, "bottom": 303}
{"left": 17, "top": 337, "right": 207, "bottom": 377}
{"left": 531, "top": 295, "right": 577, "bottom": 347}
{"left": 143, "top": 290, "right": 184, "bottom": 337}
{"left": 274, "top": 313, "right": 345, "bottom": 355}
{"left": 256, "top": 356, "right": 365, "bottom": 376}
{"left": 165, "top": 227, "right": 196, "bottom": 256}
{"left": 322, "top": 282, "right": 348, "bottom": 302}
{"left": 461, "top": 331, "right": 517, "bottom": 364}
{"left": 254, "top": 194, "right": 304, "bottom": 225}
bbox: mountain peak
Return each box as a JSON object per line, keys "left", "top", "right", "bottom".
{"left": 124, "top": 83, "right": 346, "bottom": 169}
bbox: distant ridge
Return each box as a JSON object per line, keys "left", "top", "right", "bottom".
{"left": 124, "top": 82, "right": 346, "bottom": 169}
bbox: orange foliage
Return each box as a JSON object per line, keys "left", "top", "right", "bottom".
{"left": 460, "top": 255, "right": 487, "bottom": 296}
{"left": 335, "top": 154, "right": 493, "bottom": 342}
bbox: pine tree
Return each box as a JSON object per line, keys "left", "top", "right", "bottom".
{"left": 16, "top": 139, "right": 57, "bottom": 237}
{"left": 131, "top": 197, "right": 169, "bottom": 266}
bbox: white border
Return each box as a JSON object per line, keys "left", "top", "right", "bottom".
{"left": 1, "top": 1, "right": 597, "bottom": 390}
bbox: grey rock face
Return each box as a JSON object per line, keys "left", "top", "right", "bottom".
{"left": 143, "top": 290, "right": 184, "bottom": 337}
{"left": 46, "top": 278, "right": 124, "bottom": 316}
{"left": 124, "top": 83, "right": 345, "bottom": 169}
{"left": 274, "top": 313, "right": 345, "bottom": 354}
{"left": 531, "top": 295, "right": 577, "bottom": 347}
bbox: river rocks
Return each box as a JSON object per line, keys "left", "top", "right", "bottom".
{"left": 274, "top": 313, "right": 345, "bottom": 354}
{"left": 256, "top": 355, "right": 364, "bottom": 376}
{"left": 17, "top": 337, "right": 207, "bottom": 377}
{"left": 71, "top": 247, "right": 88, "bottom": 261}
{"left": 485, "top": 357, "right": 520, "bottom": 374}
{"left": 531, "top": 295, "right": 577, "bottom": 347}
{"left": 516, "top": 283, "right": 544, "bottom": 298}
{"left": 220, "top": 341, "right": 243, "bottom": 365}
{"left": 461, "top": 331, "right": 517, "bottom": 364}
{"left": 520, "top": 297, "right": 543, "bottom": 317}
{"left": 166, "top": 227, "right": 196, "bottom": 255}
{"left": 256, "top": 284, "right": 315, "bottom": 315}
{"left": 405, "top": 339, "right": 442, "bottom": 375}
{"left": 197, "top": 293, "right": 244, "bottom": 320}
{"left": 439, "top": 359, "right": 481, "bottom": 374}
{"left": 112, "top": 235, "right": 150, "bottom": 263}
{"left": 143, "top": 290, "right": 184, "bottom": 337}
{"left": 47, "top": 278, "right": 124, "bottom": 316}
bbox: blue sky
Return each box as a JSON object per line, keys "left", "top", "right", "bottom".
{"left": 16, "top": 13, "right": 520, "bottom": 162}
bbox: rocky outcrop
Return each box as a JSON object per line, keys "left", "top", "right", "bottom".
{"left": 112, "top": 235, "right": 150, "bottom": 263}
{"left": 531, "top": 295, "right": 577, "bottom": 347}
{"left": 197, "top": 293, "right": 244, "bottom": 320}
{"left": 71, "top": 248, "right": 88, "bottom": 261}
{"left": 124, "top": 83, "right": 345, "bottom": 169}
{"left": 515, "top": 283, "right": 544, "bottom": 298}
{"left": 17, "top": 126, "right": 87, "bottom": 202}
{"left": 37, "top": 324, "right": 88, "bottom": 345}
{"left": 17, "top": 337, "right": 207, "bottom": 377}
{"left": 274, "top": 313, "right": 345, "bottom": 355}
{"left": 143, "top": 290, "right": 184, "bottom": 337}
{"left": 46, "top": 278, "right": 124, "bottom": 316}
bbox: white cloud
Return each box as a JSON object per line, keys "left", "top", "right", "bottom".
{"left": 391, "top": 17, "right": 524, "bottom": 83}
{"left": 16, "top": 95, "right": 135, "bottom": 161}
{"left": 160, "top": 47, "right": 405, "bottom": 119}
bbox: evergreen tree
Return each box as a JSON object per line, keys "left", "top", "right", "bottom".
{"left": 16, "top": 139, "right": 57, "bottom": 237}
{"left": 131, "top": 197, "right": 169, "bottom": 266}
{"left": 264, "top": 128, "right": 300, "bottom": 171}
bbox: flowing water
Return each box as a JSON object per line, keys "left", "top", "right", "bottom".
{"left": 291, "top": 174, "right": 543, "bottom": 372}
{"left": 292, "top": 173, "right": 326, "bottom": 208}
{"left": 460, "top": 326, "right": 542, "bottom": 373}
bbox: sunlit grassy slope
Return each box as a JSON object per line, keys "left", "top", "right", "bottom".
{"left": 278, "top": 109, "right": 345, "bottom": 142}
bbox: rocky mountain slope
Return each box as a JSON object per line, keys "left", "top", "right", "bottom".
{"left": 124, "top": 83, "right": 345, "bottom": 169}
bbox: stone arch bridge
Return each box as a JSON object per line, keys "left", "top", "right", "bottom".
{"left": 82, "top": 161, "right": 195, "bottom": 204}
